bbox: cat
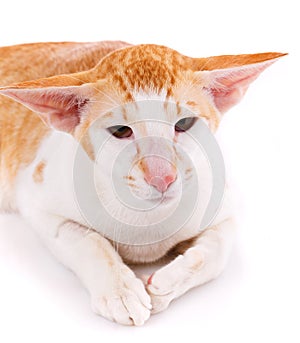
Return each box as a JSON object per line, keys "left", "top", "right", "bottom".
{"left": 0, "top": 41, "right": 285, "bottom": 326}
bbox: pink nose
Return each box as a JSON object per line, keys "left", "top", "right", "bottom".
{"left": 144, "top": 173, "right": 177, "bottom": 193}
{"left": 141, "top": 156, "right": 177, "bottom": 193}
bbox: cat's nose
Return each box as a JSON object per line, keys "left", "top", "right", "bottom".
{"left": 142, "top": 156, "right": 177, "bottom": 193}
{"left": 146, "top": 174, "right": 177, "bottom": 193}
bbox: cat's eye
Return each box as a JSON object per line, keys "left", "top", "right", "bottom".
{"left": 175, "top": 117, "right": 197, "bottom": 132}
{"left": 107, "top": 125, "right": 133, "bottom": 139}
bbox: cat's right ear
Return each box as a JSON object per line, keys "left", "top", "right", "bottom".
{"left": 190, "top": 52, "right": 287, "bottom": 113}
{"left": 0, "top": 74, "right": 97, "bottom": 133}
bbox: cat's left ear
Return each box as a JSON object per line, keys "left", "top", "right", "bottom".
{"left": 0, "top": 74, "right": 96, "bottom": 133}
{"left": 191, "top": 52, "right": 287, "bottom": 113}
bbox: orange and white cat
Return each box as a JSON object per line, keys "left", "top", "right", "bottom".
{"left": 0, "top": 41, "right": 285, "bottom": 326}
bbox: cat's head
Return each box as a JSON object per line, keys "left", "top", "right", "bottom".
{"left": 0, "top": 44, "right": 285, "bottom": 206}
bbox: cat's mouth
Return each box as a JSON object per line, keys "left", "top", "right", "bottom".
{"left": 142, "top": 187, "right": 181, "bottom": 205}
{"left": 122, "top": 173, "right": 183, "bottom": 209}
{"left": 126, "top": 175, "right": 182, "bottom": 205}
{"left": 147, "top": 193, "right": 174, "bottom": 202}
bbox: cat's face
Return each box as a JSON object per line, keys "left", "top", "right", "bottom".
{"left": 86, "top": 93, "right": 206, "bottom": 205}
{"left": 69, "top": 45, "right": 220, "bottom": 206}
{"left": 79, "top": 93, "right": 214, "bottom": 233}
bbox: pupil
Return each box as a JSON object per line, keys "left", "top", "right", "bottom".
{"left": 175, "top": 117, "right": 196, "bottom": 132}
{"left": 107, "top": 125, "right": 133, "bottom": 138}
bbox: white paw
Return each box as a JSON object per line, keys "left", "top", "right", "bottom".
{"left": 146, "top": 255, "right": 194, "bottom": 314}
{"left": 91, "top": 266, "right": 152, "bottom": 326}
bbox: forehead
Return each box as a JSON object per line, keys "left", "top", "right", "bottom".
{"left": 97, "top": 44, "right": 189, "bottom": 96}
{"left": 106, "top": 89, "right": 198, "bottom": 125}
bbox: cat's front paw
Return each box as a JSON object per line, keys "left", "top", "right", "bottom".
{"left": 91, "top": 266, "right": 152, "bottom": 326}
{"left": 146, "top": 268, "right": 181, "bottom": 314}
{"left": 146, "top": 253, "right": 201, "bottom": 313}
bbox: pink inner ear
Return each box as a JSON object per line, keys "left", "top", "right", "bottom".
{"left": 205, "top": 60, "right": 274, "bottom": 113}
{"left": 33, "top": 94, "right": 89, "bottom": 131}
{"left": 1, "top": 88, "right": 90, "bottom": 132}
{"left": 47, "top": 107, "right": 82, "bottom": 132}
{"left": 210, "top": 76, "right": 252, "bottom": 113}
{"left": 210, "top": 87, "right": 243, "bottom": 113}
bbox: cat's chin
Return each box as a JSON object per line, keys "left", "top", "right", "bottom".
{"left": 146, "top": 193, "right": 178, "bottom": 204}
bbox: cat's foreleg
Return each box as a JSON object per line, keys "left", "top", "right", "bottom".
{"left": 29, "top": 215, "right": 151, "bottom": 326}
{"left": 147, "top": 218, "right": 236, "bottom": 313}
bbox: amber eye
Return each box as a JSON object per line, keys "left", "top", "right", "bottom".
{"left": 107, "top": 125, "right": 133, "bottom": 139}
{"left": 175, "top": 117, "right": 197, "bottom": 132}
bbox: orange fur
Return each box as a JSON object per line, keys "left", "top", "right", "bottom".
{"left": 189, "top": 52, "right": 286, "bottom": 71}
{"left": 32, "top": 160, "right": 46, "bottom": 183}
{"left": 0, "top": 41, "right": 130, "bottom": 191}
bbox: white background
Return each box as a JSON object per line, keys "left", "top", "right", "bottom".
{"left": 0, "top": 0, "right": 299, "bottom": 342}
